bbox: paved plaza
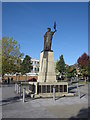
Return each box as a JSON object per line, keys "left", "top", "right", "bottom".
{"left": 0, "top": 83, "right": 88, "bottom": 118}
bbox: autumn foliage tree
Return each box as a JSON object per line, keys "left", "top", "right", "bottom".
{"left": 0, "top": 40, "right": 2, "bottom": 76}
{"left": 77, "top": 53, "right": 89, "bottom": 69}
{"left": 88, "top": 59, "right": 90, "bottom": 78}
{"left": 77, "top": 52, "right": 89, "bottom": 77}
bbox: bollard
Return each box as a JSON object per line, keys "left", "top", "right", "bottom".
{"left": 76, "top": 75, "right": 78, "bottom": 82}
{"left": 19, "top": 84, "right": 21, "bottom": 97}
{"left": 53, "top": 86, "right": 55, "bottom": 101}
{"left": 71, "top": 78, "right": 72, "bottom": 83}
{"left": 15, "top": 83, "right": 17, "bottom": 92}
{"left": 17, "top": 84, "right": 19, "bottom": 94}
{"left": 23, "top": 88, "right": 25, "bottom": 103}
{"left": 18, "top": 84, "right": 20, "bottom": 93}
{"left": 77, "top": 83, "right": 80, "bottom": 98}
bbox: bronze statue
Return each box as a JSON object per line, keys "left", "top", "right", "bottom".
{"left": 44, "top": 22, "right": 57, "bottom": 51}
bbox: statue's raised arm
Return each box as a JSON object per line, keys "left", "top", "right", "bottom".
{"left": 53, "top": 29, "right": 57, "bottom": 34}
{"left": 53, "top": 21, "right": 57, "bottom": 33}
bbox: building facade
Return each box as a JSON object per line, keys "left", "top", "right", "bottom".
{"left": 31, "top": 58, "right": 39, "bottom": 73}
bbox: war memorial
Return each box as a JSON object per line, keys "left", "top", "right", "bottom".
{"left": 26, "top": 23, "right": 72, "bottom": 98}
{"left": 1, "top": 3, "right": 88, "bottom": 118}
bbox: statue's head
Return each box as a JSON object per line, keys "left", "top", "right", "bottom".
{"left": 47, "top": 28, "right": 51, "bottom": 32}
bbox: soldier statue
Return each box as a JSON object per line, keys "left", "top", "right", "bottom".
{"left": 44, "top": 22, "right": 57, "bottom": 51}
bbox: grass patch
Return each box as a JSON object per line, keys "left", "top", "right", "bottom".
{"left": 78, "top": 81, "right": 88, "bottom": 84}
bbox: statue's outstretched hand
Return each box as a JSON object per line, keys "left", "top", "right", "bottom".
{"left": 53, "top": 29, "right": 57, "bottom": 34}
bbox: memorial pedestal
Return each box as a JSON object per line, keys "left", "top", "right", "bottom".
{"left": 38, "top": 50, "right": 56, "bottom": 83}
{"left": 27, "top": 50, "right": 72, "bottom": 98}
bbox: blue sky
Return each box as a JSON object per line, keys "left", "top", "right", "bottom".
{"left": 2, "top": 2, "right": 88, "bottom": 65}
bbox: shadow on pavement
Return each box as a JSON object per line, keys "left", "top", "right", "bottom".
{"left": 68, "top": 84, "right": 85, "bottom": 94}
{"left": 69, "top": 107, "right": 89, "bottom": 119}
{"left": 55, "top": 96, "right": 65, "bottom": 101}
{"left": 80, "top": 94, "right": 86, "bottom": 99}
{"left": 69, "top": 84, "right": 84, "bottom": 90}
{"left": 1, "top": 96, "right": 20, "bottom": 106}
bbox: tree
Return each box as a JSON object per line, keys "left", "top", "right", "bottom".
{"left": 2, "top": 37, "right": 23, "bottom": 76}
{"left": 21, "top": 55, "right": 32, "bottom": 74}
{"left": 56, "top": 55, "right": 66, "bottom": 74}
{"left": 77, "top": 53, "right": 89, "bottom": 69}
{"left": 77, "top": 53, "right": 89, "bottom": 78}
{"left": 0, "top": 40, "right": 2, "bottom": 76}
{"left": 66, "top": 66, "right": 77, "bottom": 78}
{"left": 88, "top": 59, "right": 90, "bottom": 81}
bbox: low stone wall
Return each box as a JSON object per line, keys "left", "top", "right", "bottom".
{"left": 3, "top": 75, "right": 38, "bottom": 81}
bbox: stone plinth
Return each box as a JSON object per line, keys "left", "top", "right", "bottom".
{"left": 38, "top": 50, "right": 56, "bottom": 83}
{"left": 28, "top": 81, "right": 71, "bottom": 98}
